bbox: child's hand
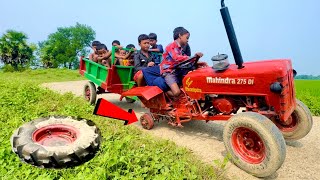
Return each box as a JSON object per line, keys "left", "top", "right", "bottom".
{"left": 147, "top": 62, "right": 155, "bottom": 67}
{"left": 195, "top": 52, "right": 203, "bottom": 57}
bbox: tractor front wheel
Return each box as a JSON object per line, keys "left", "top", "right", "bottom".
{"left": 140, "top": 113, "right": 154, "bottom": 130}
{"left": 83, "top": 81, "right": 97, "bottom": 105}
{"left": 223, "top": 112, "right": 286, "bottom": 178}
{"left": 275, "top": 99, "right": 313, "bottom": 141}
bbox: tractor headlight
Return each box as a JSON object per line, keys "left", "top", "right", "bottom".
{"left": 270, "top": 82, "right": 283, "bottom": 94}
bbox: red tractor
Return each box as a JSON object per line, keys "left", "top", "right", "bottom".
{"left": 120, "top": 0, "right": 313, "bottom": 178}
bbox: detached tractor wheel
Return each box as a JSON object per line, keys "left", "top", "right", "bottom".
{"left": 275, "top": 99, "right": 313, "bottom": 141}
{"left": 223, "top": 112, "right": 286, "bottom": 178}
{"left": 125, "top": 97, "right": 136, "bottom": 103}
{"left": 83, "top": 81, "right": 97, "bottom": 105}
{"left": 140, "top": 113, "right": 154, "bottom": 130}
{"left": 10, "top": 116, "right": 101, "bottom": 168}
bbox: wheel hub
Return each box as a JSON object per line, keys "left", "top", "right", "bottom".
{"left": 33, "top": 124, "right": 79, "bottom": 146}
{"left": 85, "top": 87, "right": 91, "bottom": 100}
{"left": 277, "top": 114, "right": 298, "bottom": 132}
{"left": 232, "top": 127, "right": 266, "bottom": 164}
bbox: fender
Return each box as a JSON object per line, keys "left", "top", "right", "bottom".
{"left": 121, "top": 86, "right": 167, "bottom": 109}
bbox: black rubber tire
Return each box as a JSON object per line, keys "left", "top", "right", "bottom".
{"left": 140, "top": 113, "right": 154, "bottom": 130}
{"left": 278, "top": 99, "right": 313, "bottom": 141}
{"left": 125, "top": 97, "right": 136, "bottom": 103}
{"left": 83, "top": 81, "right": 97, "bottom": 105}
{"left": 10, "top": 116, "right": 101, "bottom": 168}
{"left": 223, "top": 112, "right": 286, "bottom": 178}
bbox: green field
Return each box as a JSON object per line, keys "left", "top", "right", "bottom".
{"left": 0, "top": 69, "right": 219, "bottom": 180}
{"left": 295, "top": 80, "right": 320, "bottom": 116}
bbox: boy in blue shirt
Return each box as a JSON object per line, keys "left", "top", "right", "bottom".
{"left": 148, "top": 33, "right": 164, "bottom": 65}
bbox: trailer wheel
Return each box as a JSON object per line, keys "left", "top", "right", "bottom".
{"left": 275, "top": 99, "right": 313, "bottom": 141}
{"left": 140, "top": 113, "right": 154, "bottom": 130}
{"left": 125, "top": 97, "right": 136, "bottom": 103}
{"left": 83, "top": 81, "right": 97, "bottom": 105}
{"left": 10, "top": 116, "right": 101, "bottom": 168}
{"left": 223, "top": 112, "right": 286, "bottom": 177}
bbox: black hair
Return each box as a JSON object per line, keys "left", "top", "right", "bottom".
{"left": 126, "top": 44, "right": 135, "bottom": 49}
{"left": 138, "top": 34, "right": 149, "bottom": 43}
{"left": 91, "top": 41, "right": 101, "bottom": 47}
{"left": 149, "top": 33, "right": 157, "bottom": 40}
{"left": 173, "top": 27, "right": 189, "bottom": 40}
{"left": 96, "top": 44, "right": 108, "bottom": 51}
{"left": 112, "top": 40, "right": 120, "bottom": 46}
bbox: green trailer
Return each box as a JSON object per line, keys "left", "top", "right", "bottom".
{"left": 79, "top": 46, "right": 137, "bottom": 104}
{"left": 80, "top": 46, "right": 162, "bottom": 104}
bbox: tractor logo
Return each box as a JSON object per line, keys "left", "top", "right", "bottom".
{"left": 185, "top": 77, "right": 202, "bottom": 93}
{"left": 186, "top": 77, "right": 193, "bottom": 87}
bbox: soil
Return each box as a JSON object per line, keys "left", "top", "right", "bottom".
{"left": 42, "top": 80, "right": 320, "bottom": 180}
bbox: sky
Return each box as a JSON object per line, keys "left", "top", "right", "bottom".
{"left": 1, "top": 0, "right": 319, "bottom": 75}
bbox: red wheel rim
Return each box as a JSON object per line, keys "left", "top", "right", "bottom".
{"left": 85, "top": 86, "right": 90, "bottom": 101}
{"left": 275, "top": 115, "right": 298, "bottom": 132}
{"left": 141, "top": 114, "right": 153, "bottom": 129}
{"left": 33, "top": 124, "right": 79, "bottom": 147}
{"left": 231, "top": 127, "right": 266, "bottom": 164}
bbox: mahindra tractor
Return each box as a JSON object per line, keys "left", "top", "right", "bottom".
{"left": 120, "top": 0, "right": 313, "bottom": 178}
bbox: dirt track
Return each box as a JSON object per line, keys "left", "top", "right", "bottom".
{"left": 42, "top": 80, "right": 320, "bottom": 180}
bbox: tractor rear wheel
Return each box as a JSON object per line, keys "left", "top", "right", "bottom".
{"left": 275, "top": 99, "right": 313, "bottom": 141}
{"left": 140, "top": 113, "right": 154, "bottom": 130}
{"left": 223, "top": 112, "right": 286, "bottom": 178}
{"left": 10, "top": 116, "right": 101, "bottom": 168}
{"left": 83, "top": 81, "right": 97, "bottom": 105}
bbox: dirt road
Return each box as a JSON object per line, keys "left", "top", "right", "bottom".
{"left": 42, "top": 80, "right": 320, "bottom": 180}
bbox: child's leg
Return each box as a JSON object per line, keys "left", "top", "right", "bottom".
{"left": 163, "top": 73, "right": 180, "bottom": 97}
{"left": 133, "top": 70, "right": 146, "bottom": 87}
{"left": 136, "top": 73, "right": 146, "bottom": 86}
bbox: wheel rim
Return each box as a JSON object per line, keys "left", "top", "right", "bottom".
{"left": 141, "top": 115, "right": 149, "bottom": 129}
{"left": 231, "top": 127, "right": 266, "bottom": 164}
{"left": 140, "top": 114, "right": 153, "bottom": 129}
{"left": 275, "top": 114, "right": 298, "bottom": 132}
{"left": 33, "top": 124, "right": 79, "bottom": 146}
{"left": 85, "top": 86, "right": 91, "bottom": 101}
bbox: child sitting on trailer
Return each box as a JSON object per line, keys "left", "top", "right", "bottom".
{"left": 89, "top": 41, "right": 101, "bottom": 62}
{"left": 95, "top": 44, "right": 112, "bottom": 68}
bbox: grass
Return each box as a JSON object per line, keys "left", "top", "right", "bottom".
{"left": 0, "top": 68, "right": 85, "bottom": 84}
{"left": 295, "top": 80, "right": 320, "bottom": 116}
{"left": 0, "top": 69, "right": 219, "bottom": 180}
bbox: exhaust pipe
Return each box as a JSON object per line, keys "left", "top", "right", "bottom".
{"left": 220, "top": 0, "right": 244, "bottom": 69}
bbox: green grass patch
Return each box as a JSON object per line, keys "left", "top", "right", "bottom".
{"left": 0, "top": 68, "right": 85, "bottom": 84}
{"left": 0, "top": 70, "right": 219, "bottom": 179}
{"left": 295, "top": 80, "right": 320, "bottom": 116}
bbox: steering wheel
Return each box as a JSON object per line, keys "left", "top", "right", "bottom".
{"left": 175, "top": 56, "right": 200, "bottom": 69}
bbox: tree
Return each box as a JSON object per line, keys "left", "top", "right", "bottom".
{"left": 0, "top": 30, "right": 35, "bottom": 70}
{"left": 39, "top": 23, "right": 95, "bottom": 69}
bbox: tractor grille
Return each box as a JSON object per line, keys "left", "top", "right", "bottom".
{"left": 279, "top": 70, "right": 295, "bottom": 120}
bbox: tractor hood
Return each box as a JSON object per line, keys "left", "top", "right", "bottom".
{"left": 183, "top": 59, "right": 295, "bottom": 100}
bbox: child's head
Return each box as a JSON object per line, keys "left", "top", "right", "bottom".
{"left": 126, "top": 44, "right": 135, "bottom": 49}
{"left": 173, "top": 27, "right": 189, "bottom": 46}
{"left": 112, "top": 40, "right": 120, "bottom": 47}
{"left": 96, "top": 44, "right": 108, "bottom": 56}
{"left": 119, "top": 49, "right": 126, "bottom": 56}
{"left": 138, "top": 34, "right": 150, "bottom": 52}
{"left": 91, "top": 41, "right": 101, "bottom": 51}
{"left": 149, "top": 33, "right": 157, "bottom": 47}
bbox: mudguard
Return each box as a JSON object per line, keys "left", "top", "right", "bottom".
{"left": 121, "top": 86, "right": 167, "bottom": 109}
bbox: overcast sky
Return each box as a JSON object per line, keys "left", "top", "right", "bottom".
{"left": 1, "top": 0, "right": 319, "bottom": 75}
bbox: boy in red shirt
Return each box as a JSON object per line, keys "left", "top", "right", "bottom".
{"left": 160, "top": 27, "right": 203, "bottom": 98}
